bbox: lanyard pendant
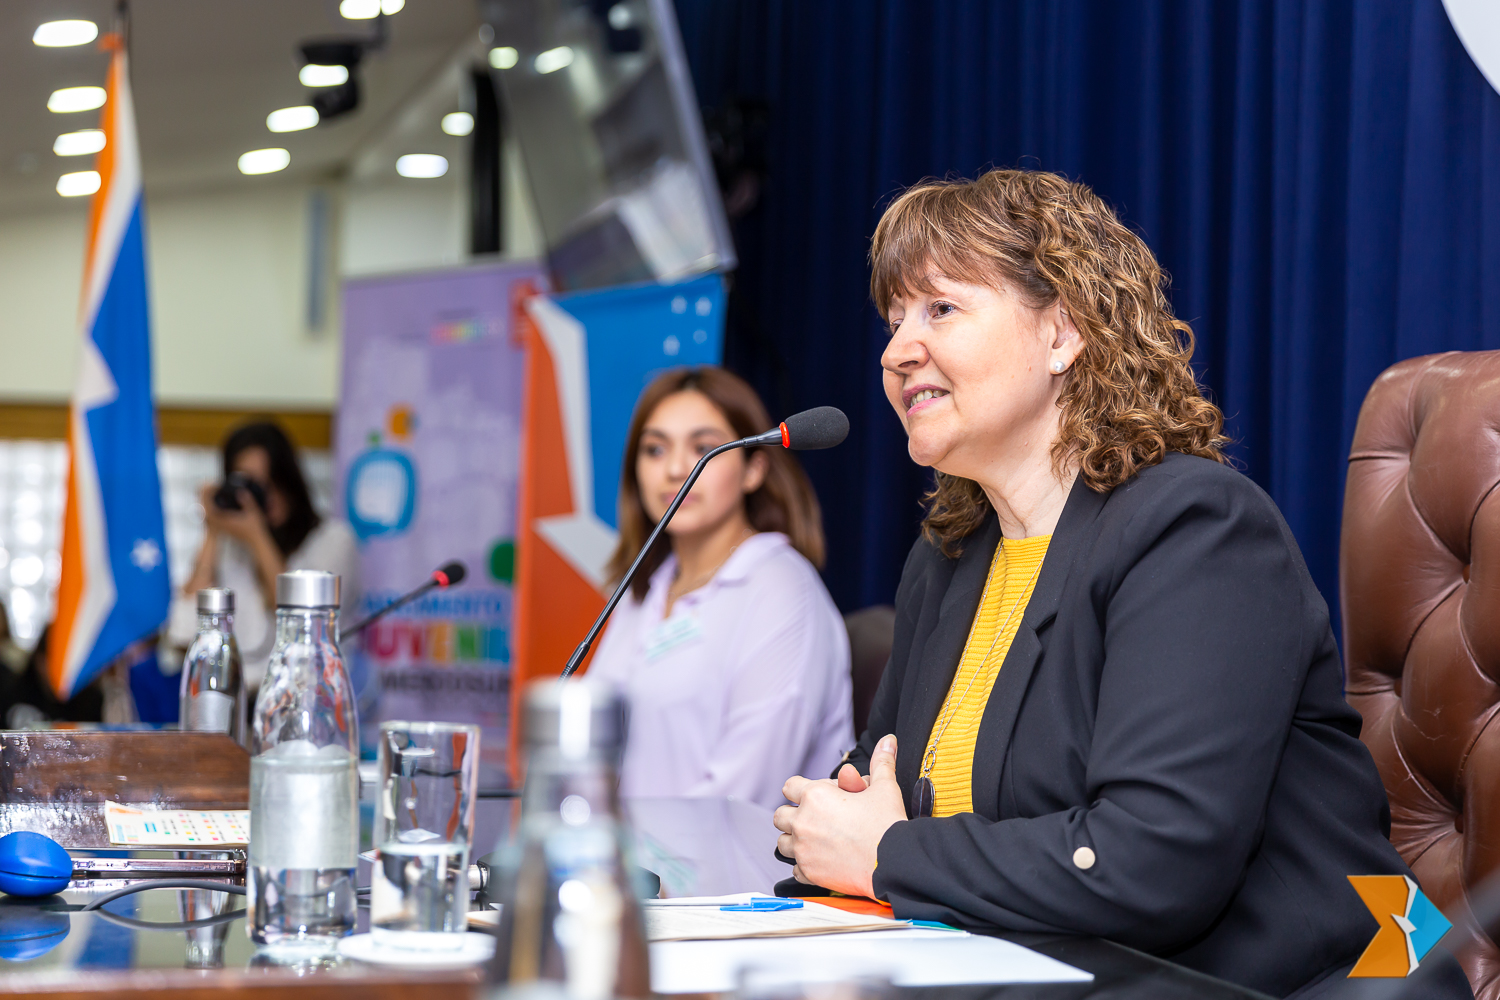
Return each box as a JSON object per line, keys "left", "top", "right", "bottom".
{"left": 910, "top": 775, "right": 934, "bottom": 818}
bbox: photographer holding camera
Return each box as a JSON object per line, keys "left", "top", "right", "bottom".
{"left": 169, "top": 421, "right": 361, "bottom": 694}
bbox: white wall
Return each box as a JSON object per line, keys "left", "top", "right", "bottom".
{"left": 0, "top": 139, "right": 541, "bottom": 408}
{"left": 0, "top": 205, "right": 87, "bottom": 401}
{"left": 150, "top": 181, "right": 342, "bottom": 407}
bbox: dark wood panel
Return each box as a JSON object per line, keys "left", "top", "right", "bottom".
{"left": 0, "top": 404, "right": 333, "bottom": 449}
{"left": 0, "top": 731, "right": 250, "bottom": 807}
{"left": 0, "top": 968, "right": 482, "bottom": 999}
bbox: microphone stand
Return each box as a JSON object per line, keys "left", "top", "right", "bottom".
{"left": 559, "top": 428, "right": 780, "bottom": 679}
{"left": 345, "top": 576, "right": 449, "bottom": 638}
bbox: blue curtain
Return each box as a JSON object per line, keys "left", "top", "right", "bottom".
{"left": 673, "top": 0, "right": 1500, "bottom": 641}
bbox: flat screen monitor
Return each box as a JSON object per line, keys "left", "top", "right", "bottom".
{"left": 485, "top": 0, "right": 736, "bottom": 292}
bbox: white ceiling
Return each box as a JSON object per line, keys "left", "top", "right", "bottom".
{"left": 0, "top": 0, "right": 483, "bottom": 216}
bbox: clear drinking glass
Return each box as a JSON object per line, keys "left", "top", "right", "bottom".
{"left": 371, "top": 720, "right": 481, "bottom": 950}
{"left": 248, "top": 570, "right": 358, "bottom": 952}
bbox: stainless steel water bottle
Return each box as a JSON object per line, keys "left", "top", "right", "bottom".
{"left": 489, "top": 679, "right": 651, "bottom": 1000}
{"left": 179, "top": 588, "right": 245, "bottom": 744}
{"left": 248, "top": 570, "right": 358, "bottom": 951}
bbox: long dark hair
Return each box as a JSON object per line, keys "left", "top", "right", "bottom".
{"left": 605, "top": 366, "right": 825, "bottom": 601}
{"left": 222, "top": 421, "right": 321, "bottom": 557}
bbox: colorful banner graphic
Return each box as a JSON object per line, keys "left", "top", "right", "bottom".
{"left": 336, "top": 260, "right": 544, "bottom": 783}
{"left": 511, "top": 274, "right": 725, "bottom": 772}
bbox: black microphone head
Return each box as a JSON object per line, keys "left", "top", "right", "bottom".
{"left": 434, "top": 561, "right": 467, "bottom": 587}
{"left": 779, "top": 407, "right": 849, "bottom": 451}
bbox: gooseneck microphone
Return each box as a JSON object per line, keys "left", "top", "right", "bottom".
{"left": 345, "top": 560, "right": 467, "bottom": 638}
{"left": 559, "top": 406, "right": 849, "bottom": 679}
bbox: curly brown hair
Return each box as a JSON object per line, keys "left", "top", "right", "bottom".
{"left": 870, "top": 169, "right": 1228, "bottom": 554}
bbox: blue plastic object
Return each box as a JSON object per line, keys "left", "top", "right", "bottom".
{"left": 0, "top": 832, "right": 72, "bottom": 898}
{"left": 721, "top": 897, "right": 804, "bottom": 912}
{"left": 0, "top": 901, "right": 69, "bottom": 961}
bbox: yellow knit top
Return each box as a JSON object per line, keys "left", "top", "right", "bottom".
{"left": 925, "top": 534, "right": 1051, "bottom": 817}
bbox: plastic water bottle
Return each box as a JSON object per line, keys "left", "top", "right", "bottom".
{"left": 248, "top": 570, "right": 358, "bottom": 951}
{"left": 488, "top": 679, "right": 651, "bottom": 1000}
{"left": 179, "top": 588, "right": 245, "bottom": 743}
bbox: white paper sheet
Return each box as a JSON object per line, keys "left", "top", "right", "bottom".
{"left": 105, "top": 802, "right": 250, "bottom": 847}
{"left": 649, "top": 928, "right": 1094, "bottom": 993}
{"left": 643, "top": 895, "right": 906, "bottom": 941}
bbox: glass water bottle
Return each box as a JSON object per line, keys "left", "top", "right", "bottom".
{"left": 488, "top": 679, "right": 651, "bottom": 1000}
{"left": 179, "top": 588, "right": 245, "bottom": 744}
{"left": 248, "top": 570, "right": 359, "bottom": 950}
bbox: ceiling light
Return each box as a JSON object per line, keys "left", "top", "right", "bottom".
{"left": 300, "top": 64, "right": 349, "bottom": 88}
{"left": 340, "top": 0, "right": 380, "bottom": 18}
{"left": 441, "top": 112, "right": 474, "bottom": 136}
{"left": 267, "top": 106, "right": 319, "bottom": 133}
{"left": 33, "top": 20, "right": 98, "bottom": 47}
{"left": 534, "top": 46, "right": 574, "bottom": 74}
{"left": 47, "top": 87, "right": 106, "bottom": 113}
{"left": 238, "top": 148, "right": 290, "bottom": 175}
{"left": 56, "top": 171, "right": 101, "bottom": 197}
{"left": 53, "top": 130, "right": 106, "bottom": 156}
{"left": 489, "top": 46, "right": 518, "bottom": 70}
{"left": 396, "top": 154, "right": 448, "bottom": 178}
{"left": 382, "top": 0, "right": 405, "bottom": 12}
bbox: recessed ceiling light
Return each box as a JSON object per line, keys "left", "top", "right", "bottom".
{"left": 57, "top": 171, "right": 101, "bottom": 197}
{"left": 267, "top": 106, "right": 319, "bottom": 133}
{"left": 534, "top": 47, "right": 574, "bottom": 74}
{"left": 47, "top": 87, "right": 106, "bottom": 113}
{"left": 381, "top": 0, "right": 405, "bottom": 12}
{"left": 441, "top": 112, "right": 474, "bottom": 136}
{"left": 340, "top": 0, "right": 379, "bottom": 18}
{"left": 239, "top": 148, "right": 290, "bottom": 175}
{"left": 396, "top": 154, "right": 448, "bottom": 178}
{"left": 53, "top": 130, "right": 106, "bottom": 156}
{"left": 34, "top": 20, "right": 98, "bottom": 47}
{"left": 299, "top": 64, "right": 349, "bottom": 88}
{"left": 489, "top": 46, "right": 518, "bottom": 70}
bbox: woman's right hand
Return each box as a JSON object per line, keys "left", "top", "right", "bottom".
{"left": 773, "top": 735, "right": 907, "bottom": 897}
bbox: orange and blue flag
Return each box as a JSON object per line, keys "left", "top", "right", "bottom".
{"left": 48, "top": 36, "right": 169, "bottom": 699}
{"left": 1348, "top": 875, "right": 1453, "bottom": 978}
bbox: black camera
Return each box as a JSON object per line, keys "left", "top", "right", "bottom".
{"left": 212, "top": 473, "right": 269, "bottom": 513}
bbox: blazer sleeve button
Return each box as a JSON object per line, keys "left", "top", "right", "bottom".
{"left": 1072, "top": 846, "right": 1096, "bottom": 870}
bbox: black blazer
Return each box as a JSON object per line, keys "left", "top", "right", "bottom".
{"left": 847, "top": 453, "right": 1437, "bottom": 998}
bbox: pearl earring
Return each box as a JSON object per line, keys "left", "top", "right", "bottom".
{"left": 1051, "top": 360, "right": 1065, "bottom": 374}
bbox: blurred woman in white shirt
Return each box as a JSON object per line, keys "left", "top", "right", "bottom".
{"left": 588, "top": 367, "right": 853, "bottom": 811}
{"left": 171, "top": 421, "right": 360, "bottom": 692}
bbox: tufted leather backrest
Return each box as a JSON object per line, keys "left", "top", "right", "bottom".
{"left": 1342, "top": 351, "right": 1500, "bottom": 998}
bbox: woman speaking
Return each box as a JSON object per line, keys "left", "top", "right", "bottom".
{"left": 771, "top": 171, "right": 1470, "bottom": 999}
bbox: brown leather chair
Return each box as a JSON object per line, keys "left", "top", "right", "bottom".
{"left": 1342, "top": 350, "right": 1500, "bottom": 998}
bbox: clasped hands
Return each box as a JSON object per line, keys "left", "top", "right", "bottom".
{"left": 772, "top": 734, "right": 909, "bottom": 899}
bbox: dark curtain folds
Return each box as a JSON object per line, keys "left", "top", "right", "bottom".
{"left": 673, "top": 0, "right": 1500, "bottom": 640}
